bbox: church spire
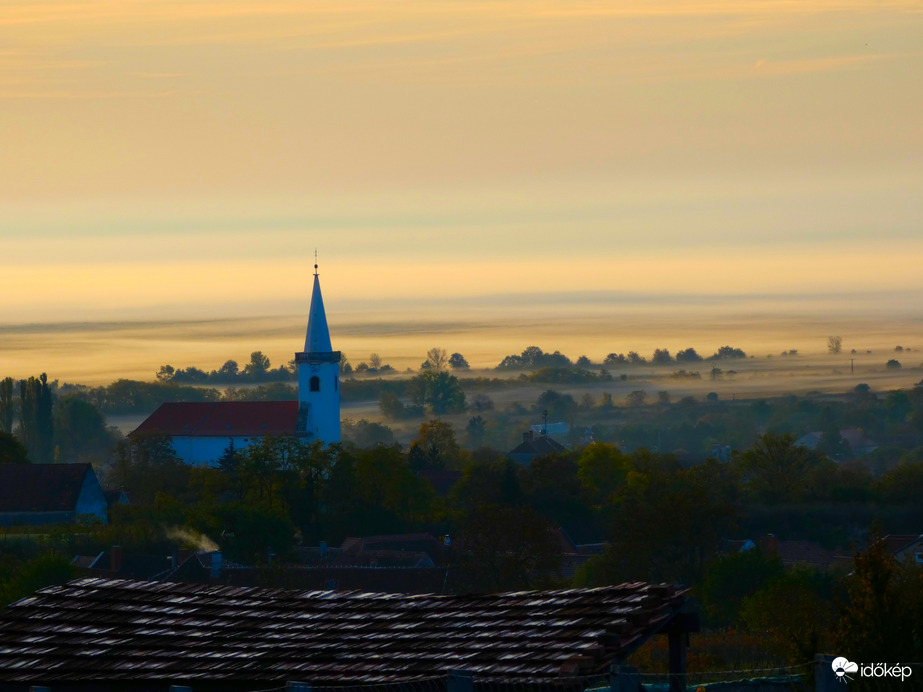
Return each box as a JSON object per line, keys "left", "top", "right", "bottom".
{"left": 304, "top": 270, "right": 333, "bottom": 353}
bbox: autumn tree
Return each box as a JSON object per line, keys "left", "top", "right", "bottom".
{"left": 408, "top": 419, "right": 463, "bottom": 470}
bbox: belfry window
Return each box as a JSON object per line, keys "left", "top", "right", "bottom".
{"left": 310, "top": 376, "right": 320, "bottom": 392}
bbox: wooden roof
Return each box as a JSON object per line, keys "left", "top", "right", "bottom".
{"left": 131, "top": 401, "right": 298, "bottom": 438}
{"left": 0, "top": 578, "right": 686, "bottom": 685}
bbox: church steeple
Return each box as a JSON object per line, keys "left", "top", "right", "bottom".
{"left": 304, "top": 271, "right": 333, "bottom": 353}
{"left": 295, "top": 262, "right": 341, "bottom": 444}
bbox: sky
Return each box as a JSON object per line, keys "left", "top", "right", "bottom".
{"left": 1, "top": 0, "right": 922, "bottom": 381}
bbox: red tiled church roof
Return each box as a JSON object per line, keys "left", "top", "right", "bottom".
{"left": 131, "top": 401, "right": 298, "bottom": 437}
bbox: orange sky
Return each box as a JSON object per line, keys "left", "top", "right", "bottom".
{"left": 1, "top": 0, "right": 921, "bottom": 380}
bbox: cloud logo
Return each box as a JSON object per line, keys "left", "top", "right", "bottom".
{"left": 832, "top": 657, "right": 859, "bottom": 682}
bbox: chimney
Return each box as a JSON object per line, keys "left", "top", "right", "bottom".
{"left": 210, "top": 552, "right": 222, "bottom": 579}
{"left": 110, "top": 546, "right": 123, "bottom": 573}
{"left": 762, "top": 533, "right": 779, "bottom": 555}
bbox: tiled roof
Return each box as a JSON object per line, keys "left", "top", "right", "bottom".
{"left": 509, "top": 433, "right": 567, "bottom": 460}
{"left": 0, "top": 578, "right": 685, "bottom": 684}
{"left": 131, "top": 401, "right": 299, "bottom": 437}
{"left": 0, "top": 463, "right": 90, "bottom": 513}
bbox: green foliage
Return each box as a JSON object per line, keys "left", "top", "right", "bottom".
{"left": 834, "top": 531, "right": 923, "bottom": 661}
{"left": 576, "top": 443, "right": 630, "bottom": 508}
{"left": 580, "top": 453, "right": 737, "bottom": 586}
{"left": 534, "top": 389, "right": 577, "bottom": 422}
{"left": 737, "top": 432, "right": 825, "bottom": 503}
{"left": 19, "top": 373, "right": 54, "bottom": 462}
{"left": 877, "top": 461, "right": 923, "bottom": 504}
{"left": 407, "top": 371, "right": 466, "bottom": 415}
{"left": 454, "top": 504, "right": 563, "bottom": 592}
{"left": 54, "top": 395, "right": 117, "bottom": 464}
{"left": 496, "top": 346, "right": 571, "bottom": 371}
{"left": 710, "top": 346, "right": 747, "bottom": 360}
{"left": 341, "top": 418, "right": 396, "bottom": 448}
{"left": 0, "top": 377, "right": 14, "bottom": 434}
{"left": 408, "top": 420, "right": 464, "bottom": 471}
{"left": 0, "top": 552, "right": 76, "bottom": 609}
{"left": 740, "top": 567, "right": 834, "bottom": 664}
{"left": 0, "top": 432, "right": 29, "bottom": 465}
{"left": 701, "top": 548, "right": 784, "bottom": 626}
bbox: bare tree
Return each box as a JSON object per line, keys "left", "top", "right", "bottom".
{"left": 827, "top": 336, "right": 843, "bottom": 354}
{"left": 369, "top": 353, "right": 383, "bottom": 370}
{"left": 426, "top": 347, "right": 448, "bottom": 371}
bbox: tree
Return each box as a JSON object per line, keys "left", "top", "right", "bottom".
{"left": 626, "top": 390, "right": 646, "bottom": 407}
{"left": 156, "top": 364, "right": 175, "bottom": 382}
{"left": 243, "top": 351, "right": 271, "bottom": 378}
{"left": 408, "top": 419, "right": 463, "bottom": 470}
{"left": 19, "top": 374, "right": 53, "bottom": 463}
{"left": 651, "top": 348, "right": 673, "bottom": 365}
{"left": 834, "top": 529, "right": 923, "bottom": 661}
{"left": 455, "top": 505, "right": 562, "bottom": 592}
{"left": 425, "top": 347, "right": 448, "bottom": 371}
{"left": 738, "top": 432, "right": 823, "bottom": 503}
{"left": 0, "top": 432, "right": 29, "bottom": 464}
{"left": 448, "top": 352, "right": 470, "bottom": 370}
{"left": 711, "top": 345, "right": 747, "bottom": 360}
{"left": 827, "top": 335, "right": 843, "bottom": 354}
{"left": 0, "top": 377, "right": 14, "bottom": 434}
{"left": 217, "top": 360, "right": 239, "bottom": 379}
{"left": 741, "top": 568, "right": 833, "bottom": 663}
{"left": 407, "top": 371, "right": 466, "bottom": 415}
{"left": 886, "top": 359, "right": 902, "bottom": 369}
{"left": 465, "top": 416, "right": 486, "bottom": 448}
{"left": 675, "top": 348, "right": 703, "bottom": 363}
{"left": 701, "top": 548, "right": 784, "bottom": 626}
{"left": 54, "top": 396, "right": 113, "bottom": 464}
{"left": 576, "top": 442, "right": 629, "bottom": 507}
{"left": 535, "top": 389, "right": 577, "bottom": 421}
{"left": 368, "top": 353, "right": 383, "bottom": 370}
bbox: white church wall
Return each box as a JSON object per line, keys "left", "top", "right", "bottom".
{"left": 172, "top": 436, "right": 255, "bottom": 467}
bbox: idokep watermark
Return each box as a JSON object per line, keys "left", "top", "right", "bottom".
{"left": 832, "top": 657, "right": 914, "bottom": 683}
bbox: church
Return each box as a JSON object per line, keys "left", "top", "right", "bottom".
{"left": 131, "top": 268, "right": 341, "bottom": 465}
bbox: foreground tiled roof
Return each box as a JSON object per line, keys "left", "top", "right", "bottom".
{"left": 0, "top": 463, "right": 91, "bottom": 513}
{"left": 131, "top": 401, "right": 298, "bottom": 437}
{"left": 0, "top": 578, "right": 685, "bottom": 685}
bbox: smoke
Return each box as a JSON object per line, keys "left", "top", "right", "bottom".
{"left": 164, "top": 526, "right": 219, "bottom": 552}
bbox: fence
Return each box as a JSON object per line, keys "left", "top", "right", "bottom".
{"left": 23, "top": 659, "right": 923, "bottom": 692}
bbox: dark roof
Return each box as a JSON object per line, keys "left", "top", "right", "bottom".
{"left": 0, "top": 464, "right": 91, "bottom": 513}
{"left": 509, "top": 432, "right": 568, "bottom": 460}
{"left": 131, "top": 401, "right": 298, "bottom": 437}
{"left": 0, "top": 578, "right": 686, "bottom": 685}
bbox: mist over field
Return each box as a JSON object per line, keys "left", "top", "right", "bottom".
{"left": 3, "top": 290, "right": 920, "bottom": 387}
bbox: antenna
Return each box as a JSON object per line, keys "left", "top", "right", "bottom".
{"left": 314, "top": 249, "right": 318, "bottom": 276}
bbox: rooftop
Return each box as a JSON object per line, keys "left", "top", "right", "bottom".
{"left": 0, "top": 578, "right": 686, "bottom": 685}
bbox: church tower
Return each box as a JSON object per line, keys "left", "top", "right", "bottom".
{"left": 295, "top": 264, "right": 341, "bottom": 444}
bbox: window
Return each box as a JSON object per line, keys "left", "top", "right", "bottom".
{"left": 310, "top": 375, "right": 320, "bottom": 392}
{"left": 334, "top": 376, "right": 338, "bottom": 391}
